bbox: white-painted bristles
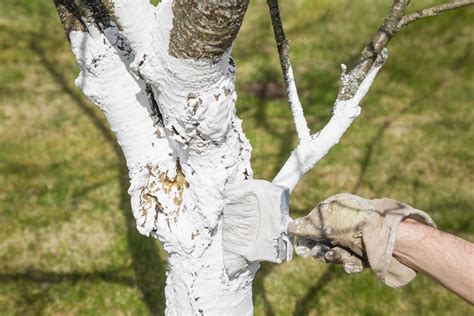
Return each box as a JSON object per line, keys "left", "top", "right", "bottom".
{"left": 222, "top": 180, "right": 293, "bottom": 278}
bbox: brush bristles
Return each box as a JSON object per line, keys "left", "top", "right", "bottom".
{"left": 222, "top": 180, "right": 292, "bottom": 278}
{"left": 222, "top": 191, "right": 260, "bottom": 276}
{"left": 223, "top": 251, "right": 248, "bottom": 277}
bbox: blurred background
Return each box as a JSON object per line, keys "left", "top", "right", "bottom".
{"left": 0, "top": 0, "right": 472, "bottom": 314}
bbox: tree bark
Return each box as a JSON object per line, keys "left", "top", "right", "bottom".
{"left": 55, "top": 0, "right": 254, "bottom": 314}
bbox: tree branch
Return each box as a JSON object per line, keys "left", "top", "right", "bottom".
{"left": 398, "top": 0, "right": 474, "bottom": 28}
{"left": 107, "top": 0, "right": 155, "bottom": 63}
{"left": 272, "top": 1, "right": 410, "bottom": 190}
{"left": 169, "top": 0, "right": 249, "bottom": 61}
{"left": 53, "top": 0, "right": 177, "bottom": 239}
{"left": 54, "top": 0, "right": 86, "bottom": 39}
{"left": 54, "top": 0, "right": 115, "bottom": 38}
{"left": 266, "top": 0, "right": 310, "bottom": 141}
{"left": 274, "top": 0, "right": 472, "bottom": 191}
{"left": 338, "top": 0, "right": 410, "bottom": 101}
{"left": 273, "top": 50, "right": 388, "bottom": 191}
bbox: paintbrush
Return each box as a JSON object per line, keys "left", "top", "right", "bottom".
{"left": 222, "top": 179, "right": 293, "bottom": 277}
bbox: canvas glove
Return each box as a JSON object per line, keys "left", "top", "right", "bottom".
{"left": 288, "top": 193, "right": 436, "bottom": 287}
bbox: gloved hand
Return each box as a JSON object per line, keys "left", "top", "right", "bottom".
{"left": 288, "top": 193, "right": 436, "bottom": 287}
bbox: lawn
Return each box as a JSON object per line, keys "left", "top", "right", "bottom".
{"left": 0, "top": 0, "right": 472, "bottom": 315}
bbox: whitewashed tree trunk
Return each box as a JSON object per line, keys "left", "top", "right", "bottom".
{"left": 55, "top": 1, "right": 255, "bottom": 314}
{"left": 53, "top": 0, "right": 472, "bottom": 314}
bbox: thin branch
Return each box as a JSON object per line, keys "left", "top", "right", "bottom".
{"left": 266, "top": 0, "right": 311, "bottom": 141}
{"left": 338, "top": 0, "right": 410, "bottom": 101}
{"left": 274, "top": 0, "right": 472, "bottom": 191}
{"left": 342, "top": 0, "right": 473, "bottom": 100}
{"left": 273, "top": 51, "right": 388, "bottom": 191}
{"left": 399, "top": 0, "right": 474, "bottom": 28}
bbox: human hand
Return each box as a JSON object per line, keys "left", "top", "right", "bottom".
{"left": 288, "top": 193, "right": 436, "bottom": 287}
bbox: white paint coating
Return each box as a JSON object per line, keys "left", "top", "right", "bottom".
{"left": 74, "top": 0, "right": 257, "bottom": 314}
{"left": 68, "top": 25, "right": 178, "bottom": 244}
{"left": 144, "top": 3, "right": 256, "bottom": 314}
{"left": 285, "top": 64, "right": 311, "bottom": 141}
{"left": 111, "top": 0, "right": 155, "bottom": 72}
{"left": 273, "top": 59, "right": 385, "bottom": 191}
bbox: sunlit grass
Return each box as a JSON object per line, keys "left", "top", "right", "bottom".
{"left": 0, "top": 0, "right": 472, "bottom": 314}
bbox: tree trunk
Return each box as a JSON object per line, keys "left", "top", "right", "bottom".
{"left": 55, "top": 0, "right": 254, "bottom": 314}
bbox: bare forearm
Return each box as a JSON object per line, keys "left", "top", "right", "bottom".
{"left": 394, "top": 219, "right": 474, "bottom": 304}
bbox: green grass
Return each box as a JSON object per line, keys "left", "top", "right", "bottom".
{"left": 0, "top": 0, "right": 472, "bottom": 314}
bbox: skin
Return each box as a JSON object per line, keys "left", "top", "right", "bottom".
{"left": 394, "top": 218, "right": 474, "bottom": 304}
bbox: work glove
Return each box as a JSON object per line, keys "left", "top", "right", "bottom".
{"left": 288, "top": 193, "right": 436, "bottom": 287}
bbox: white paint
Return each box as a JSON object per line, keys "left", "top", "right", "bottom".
{"left": 94, "top": 0, "right": 257, "bottom": 314}
{"left": 273, "top": 60, "right": 385, "bottom": 191}
{"left": 148, "top": 3, "right": 256, "bottom": 314}
{"left": 285, "top": 64, "right": 311, "bottom": 140}
{"left": 222, "top": 179, "right": 292, "bottom": 277}
{"left": 68, "top": 25, "right": 179, "bottom": 245}
{"left": 111, "top": 0, "right": 155, "bottom": 73}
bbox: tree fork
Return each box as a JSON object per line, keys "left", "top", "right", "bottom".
{"left": 274, "top": 0, "right": 472, "bottom": 190}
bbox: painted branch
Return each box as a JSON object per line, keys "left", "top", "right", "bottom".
{"left": 273, "top": 0, "right": 409, "bottom": 190}
{"left": 107, "top": 0, "right": 155, "bottom": 64}
{"left": 338, "top": 0, "right": 409, "bottom": 101}
{"left": 273, "top": 50, "right": 388, "bottom": 191}
{"left": 274, "top": 0, "right": 472, "bottom": 191}
{"left": 273, "top": 1, "right": 411, "bottom": 190}
{"left": 266, "top": 0, "right": 310, "bottom": 141}
{"left": 398, "top": 0, "right": 474, "bottom": 28}
{"left": 54, "top": 0, "right": 178, "bottom": 241}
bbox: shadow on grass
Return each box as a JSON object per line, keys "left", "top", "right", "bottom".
{"left": 293, "top": 265, "right": 338, "bottom": 316}
{"left": 351, "top": 88, "right": 427, "bottom": 195}
{"left": 28, "top": 35, "right": 166, "bottom": 315}
{"left": 0, "top": 268, "right": 134, "bottom": 286}
{"left": 253, "top": 262, "right": 276, "bottom": 316}
{"left": 351, "top": 78, "right": 458, "bottom": 196}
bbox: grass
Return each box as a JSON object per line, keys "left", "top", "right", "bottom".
{"left": 0, "top": 0, "right": 472, "bottom": 314}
